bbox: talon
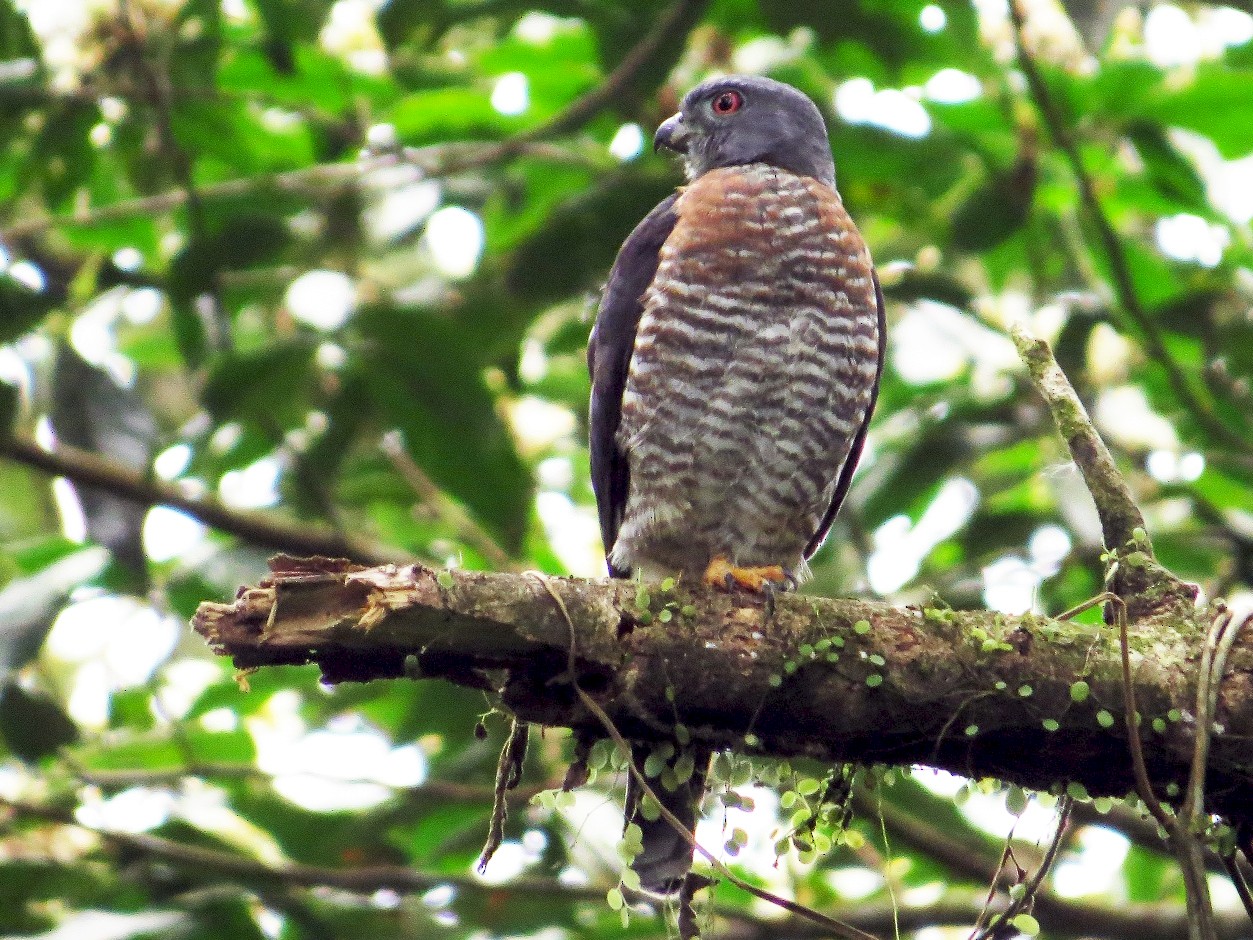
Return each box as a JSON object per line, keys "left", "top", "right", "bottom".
{"left": 761, "top": 578, "right": 778, "bottom": 618}
{"left": 703, "top": 556, "right": 787, "bottom": 593}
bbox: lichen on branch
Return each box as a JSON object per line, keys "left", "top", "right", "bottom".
{"left": 1011, "top": 325, "right": 1198, "bottom": 619}
{"left": 193, "top": 556, "right": 1251, "bottom": 825}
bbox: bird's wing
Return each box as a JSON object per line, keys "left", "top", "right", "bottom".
{"left": 804, "top": 268, "right": 887, "bottom": 560}
{"left": 588, "top": 194, "right": 678, "bottom": 576}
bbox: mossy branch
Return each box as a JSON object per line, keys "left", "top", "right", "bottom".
{"left": 192, "top": 556, "right": 1252, "bottom": 827}
{"left": 1011, "top": 325, "right": 1198, "bottom": 619}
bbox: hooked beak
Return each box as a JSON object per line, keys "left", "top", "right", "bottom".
{"left": 653, "top": 113, "right": 690, "bottom": 154}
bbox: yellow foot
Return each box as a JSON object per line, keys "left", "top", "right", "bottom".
{"left": 703, "top": 556, "right": 787, "bottom": 593}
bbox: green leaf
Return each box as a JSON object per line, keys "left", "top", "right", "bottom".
{"left": 169, "top": 217, "right": 292, "bottom": 307}
{"left": 860, "top": 423, "right": 973, "bottom": 526}
{"left": 451, "top": 876, "right": 581, "bottom": 932}
{"left": 29, "top": 100, "right": 98, "bottom": 208}
{"left": 882, "top": 268, "right": 974, "bottom": 311}
{"left": 1005, "top": 785, "right": 1028, "bottom": 815}
{"left": 0, "top": 681, "right": 78, "bottom": 761}
{"left": 0, "top": 272, "right": 56, "bottom": 343}
{"left": 172, "top": 99, "right": 315, "bottom": 174}
{"left": 1124, "top": 844, "right": 1173, "bottom": 902}
{"left": 250, "top": 0, "right": 331, "bottom": 75}
{"left": 201, "top": 339, "right": 316, "bottom": 430}
{"left": 184, "top": 896, "right": 265, "bottom": 940}
{"left": 0, "top": 380, "right": 17, "bottom": 435}
{"left": 506, "top": 169, "right": 673, "bottom": 306}
{"left": 0, "top": 861, "right": 108, "bottom": 933}
{"left": 0, "top": 547, "right": 109, "bottom": 675}
{"left": 1126, "top": 121, "right": 1209, "bottom": 211}
{"left": 219, "top": 44, "right": 388, "bottom": 114}
{"left": 1011, "top": 913, "right": 1040, "bottom": 936}
{"left": 389, "top": 87, "right": 513, "bottom": 145}
{"left": 376, "top": 0, "right": 443, "bottom": 51}
{"left": 950, "top": 155, "right": 1036, "bottom": 252}
{"left": 170, "top": 302, "right": 210, "bottom": 369}
{"left": 0, "top": 2, "right": 39, "bottom": 61}
{"left": 355, "top": 307, "right": 532, "bottom": 549}
{"left": 169, "top": 0, "right": 223, "bottom": 88}
{"left": 1142, "top": 68, "right": 1253, "bottom": 158}
{"left": 80, "top": 728, "right": 255, "bottom": 771}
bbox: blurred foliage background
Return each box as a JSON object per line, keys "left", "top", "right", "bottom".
{"left": 0, "top": 0, "right": 1251, "bottom": 937}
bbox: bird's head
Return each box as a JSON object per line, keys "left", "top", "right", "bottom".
{"left": 654, "top": 75, "right": 835, "bottom": 185}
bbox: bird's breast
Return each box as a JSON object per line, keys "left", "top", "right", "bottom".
{"left": 622, "top": 163, "right": 879, "bottom": 432}
{"left": 614, "top": 163, "right": 881, "bottom": 571}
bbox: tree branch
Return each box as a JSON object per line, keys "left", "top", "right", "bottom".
{"left": 859, "top": 783, "right": 1253, "bottom": 938}
{"left": 0, "top": 795, "right": 596, "bottom": 901}
{"left": 517, "top": 0, "right": 707, "bottom": 141}
{"left": 5, "top": 792, "right": 1248, "bottom": 940}
{"left": 1070, "top": 798, "right": 1253, "bottom": 881}
{"left": 1011, "top": 326, "right": 1197, "bottom": 618}
{"left": 191, "top": 556, "right": 1253, "bottom": 828}
{"left": 1008, "top": 0, "right": 1250, "bottom": 455}
{"left": 1, "top": 0, "right": 701, "bottom": 245}
{"left": 0, "top": 434, "right": 406, "bottom": 566}
{"left": 0, "top": 141, "right": 596, "bottom": 242}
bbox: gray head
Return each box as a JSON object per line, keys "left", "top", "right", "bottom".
{"left": 654, "top": 75, "right": 835, "bottom": 185}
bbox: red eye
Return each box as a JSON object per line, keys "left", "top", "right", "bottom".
{"left": 711, "top": 90, "right": 743, "bottom": 115}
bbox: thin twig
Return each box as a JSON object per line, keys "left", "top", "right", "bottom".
{"left": 1011, "top": 326, "right": 1196, "bottom": 617}
{"left": 1190, "top": 615, "right": 1222, "bottom": 821}
{"left": 67, "top": 757, "right": 553, "bottom": 807}
{"left": 1068, "top": 798, "right": 1253, "bottom": 881}
{"left": 1008, "top": 0, "right": 1250, "bottom": 454}
{"left": 1222, "top": 853, "right": 1253, "bottom": 925}
{"left": 1115, "top": 590, "right": 1215, "bottom": 940}
{"left": 1010, "top": 328, "right": 1149, "bottom": 554}
{"left": 1182, "top": 601, "right": 1252, "bottom": 930}
{"left": 972, "top": 797, "right": 1073, "bottom": 940}
{"left": 971, "top": 839, "right": 1017, "bottom": 936}
{"left": 851, "top": 786, "right": 1039, "bottom": 886}
{"left": 477, "top": 717, "right": 530, "bottom": 872}
{"left": 380, "top": 431, "right": 518, "bottom": 572}
{"left": 854, "top": 783, "right": 1253, "bottom": 940}
{"left": 518, "top": 0, "right": 708, "bottom": 141}
{"left": 871, "top": 787, "right": 901, "bottom": 940}
{"left": 1188, "top": 602, "right": 1252, "bottom": 821}
{"left": 1112, "top": 588, "right": 1172, "bottom": 828}
{"left": 526, "top": 572, "right": 881, "bottom": 940}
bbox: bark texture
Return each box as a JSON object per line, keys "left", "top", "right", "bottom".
{"left": 193, "top": 555, "right": 1253, "bottom": 827}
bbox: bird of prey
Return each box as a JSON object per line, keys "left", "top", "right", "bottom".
{"left": 587, "top": 75, "right": 885, "bottom": 894}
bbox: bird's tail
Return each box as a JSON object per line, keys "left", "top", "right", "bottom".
{"left": 624, "top": 742, "right": 711, "bottom": 894}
